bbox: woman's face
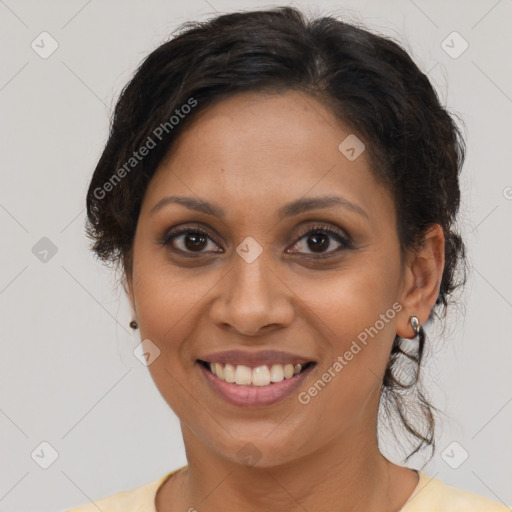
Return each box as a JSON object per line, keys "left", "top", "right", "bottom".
{"left": 127, "top": 90, "right": 421, "bottom": 467}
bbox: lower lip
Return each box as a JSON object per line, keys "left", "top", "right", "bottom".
{"left": 197, "top": 362, "right": 315, "bottom": 407}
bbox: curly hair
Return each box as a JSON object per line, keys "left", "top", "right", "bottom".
{"left": 85, "top": 6, "right": 467, "bottom": 462}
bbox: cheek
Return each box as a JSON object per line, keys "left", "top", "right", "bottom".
{"left": 134, "top": 269, "right": 209, "bottom": 345}
{"left": 131, "top": 237, "right": 211, "bottom": 333}
{"left": 296, "top": 255, "right": 402, "bottom": 402}
{"left": 131, "top": 263, "right": 210, "bottom": 417}
{"left": 129, "top": 241, "right": 221, "bottom": 422}
{"left": 298, "top": 255, "right": 400, "bottom": 338}
{"left": 297, "top": 273, "right": 401, "bottom": 432}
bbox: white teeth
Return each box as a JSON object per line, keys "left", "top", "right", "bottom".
{"left": 214, "top": 362, "right": 224, "bottom": 379}
{"left": 252, "top": 365, "right": 271, "bottom": 386}
{"left": 234, "top": 365, "right": 252, "bottom": 385}
{"left": 283, "top": 364, "right": 294, "bottom": 379}
{"left": 269, "top": 364, "right": 284, "bottom": 383}
{"left": 223, "top": 363, "right": 236, "bottom": 383}
{"left": 205, "top": 362, "right": 305, "bottom": 386}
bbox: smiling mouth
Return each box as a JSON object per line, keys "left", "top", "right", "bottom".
{"left": 197, "top": 360, "right": 315, "bottom": 387}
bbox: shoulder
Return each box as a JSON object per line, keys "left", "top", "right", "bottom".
{"left": 64, "top": 469, "right": 181, "bottom": 512}
{"left": 401, "top": 472, "right": 510, "bottom": 512}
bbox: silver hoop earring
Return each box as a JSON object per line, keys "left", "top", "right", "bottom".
{"left": 409, "top": 316, "right": 420, "bottom": 336}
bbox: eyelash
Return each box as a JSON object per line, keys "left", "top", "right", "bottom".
{"left": 159, "top": 223, "right": 352, "bottom": 259}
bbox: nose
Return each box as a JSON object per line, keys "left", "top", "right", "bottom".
{"left": 208, "top": 253, "right": 295, "bottom": 337}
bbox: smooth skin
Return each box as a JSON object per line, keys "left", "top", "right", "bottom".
{"left": 125, "top": 90, "right": 445, "bottom": 512}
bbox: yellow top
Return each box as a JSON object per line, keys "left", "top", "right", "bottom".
{"left": 65, "top": 467, "right": 509, "bottom": 511}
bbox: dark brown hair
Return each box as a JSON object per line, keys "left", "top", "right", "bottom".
{"left": 85, "top": 6, "right": 467, "bottom": 462}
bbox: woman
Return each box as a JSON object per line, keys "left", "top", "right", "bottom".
{"left": 67, "top": 6, "right": 507, "bottom": 512}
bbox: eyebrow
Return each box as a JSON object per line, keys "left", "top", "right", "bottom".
{"left": 149, "top": 195, "right": 369, "bottom": 220}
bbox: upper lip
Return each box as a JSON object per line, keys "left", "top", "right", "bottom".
{"left": 197, "top": 349, "right": 316, "bottom": 367}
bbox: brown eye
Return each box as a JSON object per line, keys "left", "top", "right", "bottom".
{"left": 306, "top": 232, "right": 330, "bottom": 252}
{"left": 288, "top": 224, "right": 352, "bottom": 258}
{"left": 160, "top": 223, "right": 352, "bottom": 259}
{"left": 161, "top": 227, "right": 221, "bottom": 255}
{"left": 182, "top": 231, "right": 209, "bottom": 251}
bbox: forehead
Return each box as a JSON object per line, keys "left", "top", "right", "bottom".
{"left": 158, "top": 90, "right": 352, "bottom": 177}
{"left": 142, "top": 90, "right": 393, "bottom": 226}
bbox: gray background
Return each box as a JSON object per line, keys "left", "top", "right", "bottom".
{"left": 0, "top": 0, "right": 511, "bottom": 510}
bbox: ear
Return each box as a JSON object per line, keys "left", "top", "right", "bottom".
{"left": 121, "top": 253, "right": 136, "bottom": 320}
{"left": 123, "top": 271, "right": 135, "bottom": 311}
{"left": 396, "top": 224, "right": 445, "bottom": 339}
